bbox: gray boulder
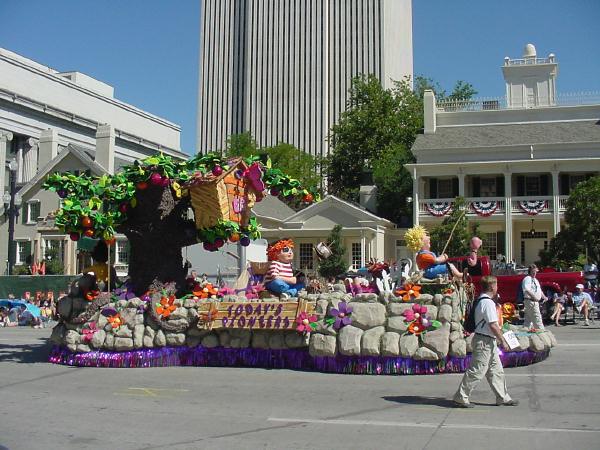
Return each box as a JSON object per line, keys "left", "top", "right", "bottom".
{"left": 538, "top": 332, "right": 552, "bottom": 349}
{"left": 419, "top": 294, "right": 434, "bottom": 304}
{"left": 529, "top": 334, "right": 545, "bottom": 352}
{"left": 338, "top": 325, "right": 363, "bottom": 356}
{"left": 49, "top": 323, "right": 66, "bottom": 345}
{"left": 76, "top": 344, "right": 91, "bottom": 353}
{"left": 104, "top": 333, "right": 115, "bottom": 349}
{"left": 381, "top": 332, "right": 401, "bottom": 356}
{"left": 201, "top": 334, "right": 219, "bottom": 348}
{"left": 414, "top": 347, "right": 440, "bottom": 360}
{"left": 361, "top": 326, "right": 385, "bottom": 356}
{"left": 349, "top": 303, "right": 386, "bottom": 330}
{"left": 353, "top": 293, "right": 379, "bottom": 303}
{"left": 433, "top": 294, "right": 443, "bottom": 306}
{"left": 309, "top": 334, "right": 337, "bottom": 357}
{"left": 450, "top": 339, "right": 467, "bottom": 357}
{"left": 399, "top": 333, "right": 419, "bottom": 357}
{"left": 449, "top": 331, "right": 463, "bottom": 343}
{"left": 65, "top": 330, "right": 80, "bottom": 346}
{"left": 386, "top": 316, "right": 408, "bottom": 333}
{"left": 91, "top": 329, "right": 106, "bottom": 348}
{"left": 114, "top": 337, "right": 134, "bottom": 351}
{"left": 154, "top": 330, "right": 166, "bottom": 347}
{"left": 269, "top": 334, "right": 286, "bottom": 349}
{"left": 387, "top": 303, "right": 414, "bottom": 316}
{"left": 437, "top": 304, "right": 453, "bottom": 322}
{"left": 143, "top": 327, "right": 156, "bottom": 348}
{"left": 133, "top": 324, "right": 145, "bottom": 348}
{"left": 251, "top": 331, "right": 269, "bottom": 349}
{"left": 165, "top": 333, "right": 186, "bottom": 346}
{"left": 115, "top": 326, "right": 133, "bottom": 338}
{"left": 218, "top": 331, "right": 231, "bottom": 347}
{"left": 517, "top": 335, "right": 530, "bottom": 351}
{"left": 285, "top": 332, "right": 307, "bottom": 349}
{"left": 422, "top": 323, "right": 450, "bottom": 358}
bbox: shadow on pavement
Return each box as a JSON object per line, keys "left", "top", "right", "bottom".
{"left": 0, "top": 339, "right": 51, "bottom": 364}
{"left": 382, "top": 395, "right": 456, "bottom": 408}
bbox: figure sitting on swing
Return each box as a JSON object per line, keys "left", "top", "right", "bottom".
{"left": 405, "top": 225, "right": 464, "bottom": 280}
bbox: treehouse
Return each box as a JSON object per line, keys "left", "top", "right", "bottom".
{"left": 187, "top": 158, "right": 264, "bottom": 230}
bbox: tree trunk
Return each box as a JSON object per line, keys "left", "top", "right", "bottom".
{"left": 119, "top": 183, "right": 198, "bottom": 295}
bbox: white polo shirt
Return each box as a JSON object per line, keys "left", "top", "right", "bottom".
{"left": 474, "top": 295, "right": 499, "bottom": 338}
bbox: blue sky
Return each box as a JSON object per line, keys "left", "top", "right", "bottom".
{"left": 1, "top": 0, "right": 599, "bottom": 154}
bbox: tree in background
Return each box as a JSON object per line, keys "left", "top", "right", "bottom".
{"left": 225, "top": 133, "right": 325, "bottom": 195}
{"left": 318, "top": 225, "right": 347, "bottom": 279}
{"left": 414, "top": 77, "right": 478, "bottom": 102}
{"left": 328, "top": 74, "right": 476, "bottom": 225}
{"left": 429, "top": 197, "right": 480, "bottom": 257}
{"left": 43, "top": 246, "right": 65, "bottom": 275}
{"left": 539, "top": 176, "right": 600, "bottom": 268}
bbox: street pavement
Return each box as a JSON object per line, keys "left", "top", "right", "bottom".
{"left": 1, "top": 322, "right": 599, "bottom": 450}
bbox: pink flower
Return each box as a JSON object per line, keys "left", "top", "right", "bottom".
{"left": 82, "top": 322, "right": 98, "bottom": 343}
{"left": 402, "top": 304, "right": 428, "bottom": 322}
{"left": 295, "top": 312, "right": 318, "bottom": 333}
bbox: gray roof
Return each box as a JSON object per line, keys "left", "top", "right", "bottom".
{"left": 251, "top": 194, "right": 296, "bottom": 220}
{"left": 412, "top": 120, "right": 600, "bottom": 151}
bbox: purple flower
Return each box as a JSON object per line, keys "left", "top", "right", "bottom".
{"left": 101, "top": 306, "right": 118, "bottom": 317}
{"left": 113, "top": 281, "right": 136, "bottom": 300}
{"left": 330, "top": 301, "right": 353, "bottom": 330}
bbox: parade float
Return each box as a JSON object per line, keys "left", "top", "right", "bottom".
{"left": 44, "top": 153, "right": 555, "bottom": 373}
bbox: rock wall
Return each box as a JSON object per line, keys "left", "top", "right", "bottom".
{"left": 50, "top": 284, "right": 557, "bottom": 360}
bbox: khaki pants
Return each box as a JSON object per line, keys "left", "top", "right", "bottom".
{"left": 523, "top": 298, "right": 545, "bottom": 330}
{"left": 454, "top": 334, "right": 512, "bottom": 405}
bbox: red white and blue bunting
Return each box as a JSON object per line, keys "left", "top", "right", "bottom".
{"left": 425, "top": 201, "right": 453, "bottom": 217}
{"left": 471, "top": 201, "right": 498, "bottom": 217}
{"left": 518, "top": 200, "right": 547, "bottom": 215}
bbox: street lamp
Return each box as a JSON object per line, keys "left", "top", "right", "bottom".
{"left": 4, "top": 159, "right": 21, "bottom": 275}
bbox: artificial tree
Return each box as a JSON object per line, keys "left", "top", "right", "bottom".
{"left": 43, "top": 153, "right": 319, "bottom": 295}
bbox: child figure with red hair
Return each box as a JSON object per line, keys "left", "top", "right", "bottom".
{"left": 264, "top": 239, "right": 305, "bottom": 299}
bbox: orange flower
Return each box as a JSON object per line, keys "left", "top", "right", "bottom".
{"left": 195, "top": 283, "right": 218, "bottom": 299}
{"left": 107, "top": 314, "right": 122, "bottom": 329}
{"left": 395, "top": 283, "right": 422, "bottom": 302}
{"left": 502, "top": 303, "right": 516, "bottom": 319}
{"left": 442, "top": 287, "right": 454, "bottom": 295}
{"left": 408, "top": 321, "right": 424, "bottom": 335}
{"left": 156, "top": 294, "right": 177, "bottom": 318}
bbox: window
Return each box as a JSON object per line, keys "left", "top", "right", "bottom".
{"left": 480, "top": 178, "right": 497, "bottom": 197}
{"left": 115, "top": 240, "right": 129, "bottom": 265}
{"left": 437, "top": 179, "right": 454, "bottom": 198}
{"left": 15, "top": 241, "right": 30, "bottom": 265}
{"left": 520, "top": 231, "right": 548, "bottom": 239}
{"left": 525, "top": 176, "right": 540, "bottom": 196}
{"left": 298, "top": 243, "right": 314, "bottom": 270}
{"left": 483, "top": 233, "right": 497, "bottom": 261}
{"left": 43, "top": 239, "right": 65, "bottom": 263}
{"left": 27, "top": 201, "right": 40, "bottom": 223}
{"left": 351, "top": 242, "right": 362, "bottom": 269}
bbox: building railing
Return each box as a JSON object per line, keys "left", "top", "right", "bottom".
{"left": 504, "top": 56, "right": 555, "bottom": 66}
{"left": 419, "top": 196, "right": 560, "bottom": 218}
{"left": 437, "top": 91, "right": 600, "bottom": 112}
{"left": 558, "top": 195, "right": 569, "bottom": 212}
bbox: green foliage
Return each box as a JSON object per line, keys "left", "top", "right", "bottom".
{"left": 542, "top": 176, "right": 600, "bottom": 267}
{"left": 328, "top": 75, "right": 420, "bottom": 222}
{"left": 429, "top": 197, "right": 480, "bottom": 257}
{"left": 43, "top": 151, "right": 319, "bottom": 245}
{"left": 318, "top": 225, "right": 348, "bottom": 279}
{"left": 328, "top": 75, "right": 476, "bottom": 225}
{"left": 44, "top": 247, "right": 64, "bottom": 275}
{"left": 225, "top": 134, "right": 324, "bottom": 192}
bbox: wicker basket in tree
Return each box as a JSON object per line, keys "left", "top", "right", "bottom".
{"left": 189, "top": 159, "right": 257, "bottom": 230}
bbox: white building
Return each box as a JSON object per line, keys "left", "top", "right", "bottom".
{"left": 196, "top": 0, "right": 413, "bottom": 158}
{"left": 0, "top": 48, "right": 187, "bottom": 275}
{"left": 407, "top": 44, "right": 600, "bottom": 265}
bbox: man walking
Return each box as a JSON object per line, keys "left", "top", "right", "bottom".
{"left": 522, "top": 264, "right": 547, "bottom": 330}
{"left": 453, "top": 276, "right": 518, "bottom": 408}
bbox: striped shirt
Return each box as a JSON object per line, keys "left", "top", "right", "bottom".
{"left": 263, "top": 261, "right": 294, "bottom": 284}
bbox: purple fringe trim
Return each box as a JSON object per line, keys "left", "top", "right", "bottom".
{"left": 49, "top": 346, "right": 551, "bottom": 374}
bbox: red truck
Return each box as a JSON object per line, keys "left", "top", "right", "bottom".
{"left": 449, "top": 256, "right": 584, "bottom": 316}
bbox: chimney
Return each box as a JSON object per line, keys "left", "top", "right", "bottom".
{"left": 38, "top": 129, "right": 58, "bottom": 169}
{"left": 359, "top": 185, "right": 378, "bottom": 214}
{"left": 424, "top": 89, "right": 436, "bottom": 134}
{"left": 95, "top": 124, "right": 115, "bottom": 174}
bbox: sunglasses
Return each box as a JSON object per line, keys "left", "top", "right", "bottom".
{"left": 281, "top": 247, "right": 293, "bottom": 253}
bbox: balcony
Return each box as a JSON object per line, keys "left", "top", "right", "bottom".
{"left": 418, "top": 196, "right": 564, "bottom": 219}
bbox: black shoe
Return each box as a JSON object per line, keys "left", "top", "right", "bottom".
{"left": 453, "top": 400, "right": 474, "bottom": 408}
{"left": 497, "top": 399, "right": 519, "bottom": 406}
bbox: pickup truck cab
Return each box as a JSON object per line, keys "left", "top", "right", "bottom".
{"left": 448, "top": 256, "right": 584, "bottom": 309}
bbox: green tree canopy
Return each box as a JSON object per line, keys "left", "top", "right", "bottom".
{"left": 328, "top": 74, "right": 476, "bottom": 225}
{"left": 540, "top": 176, "right": 600, "bottom": 267}
{"left": 429, "top": 197, "right": 480, "bottom": 257}
{"left": 318, "top": 225, "right": 347, "bottom": 279}
{"left": 225, "top": 133, "right": 324, "bottom": 193}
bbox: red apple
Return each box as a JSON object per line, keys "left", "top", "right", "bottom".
{"left": 150, "top": 173, "right": 163, "bottom": 185}
{"left": 119, "top": 203, "right": 128, "bottom": 213}
{"left": 137, "top": 181, "right": 148, "bottom": 190}
{"left": 212, "top": 165, "right": 223, "bottom": 176}
{"left": 81, "top": 216, "right": 92, "bottom": 228}
{"left": 69, "top": 232, "right": 80, "bottom": 241}
{"left": 84, "top": 229, "right": 95, "bottom": 237}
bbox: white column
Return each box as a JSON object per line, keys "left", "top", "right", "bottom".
{"left": 16, "top": 137, "right": 24, "bottom": 184}
{"left": 458, "top": 173, "right": 465, "bottom": 197}
{"left": 0, "top": 131, "right": 14, "bottom": 209}
{"left": 412, "top": 168, "right": 420, "bottom": 226}
{"left": 360, "top": 232, "right": 366, "bottom": 268}
{"left": 95, "top": 124, "right": 115, "bottom": 174}
{"left": 551, "top": 170, "right": 560, "bottom": 236}
{"left": 38, "top": 129, "right": 59, "bottom": 169}
{"left": 23, "top": 138, "right": 38, "bottom": 183}
{"left": 504, "top": 172, "right": 513, "bottom": 263}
